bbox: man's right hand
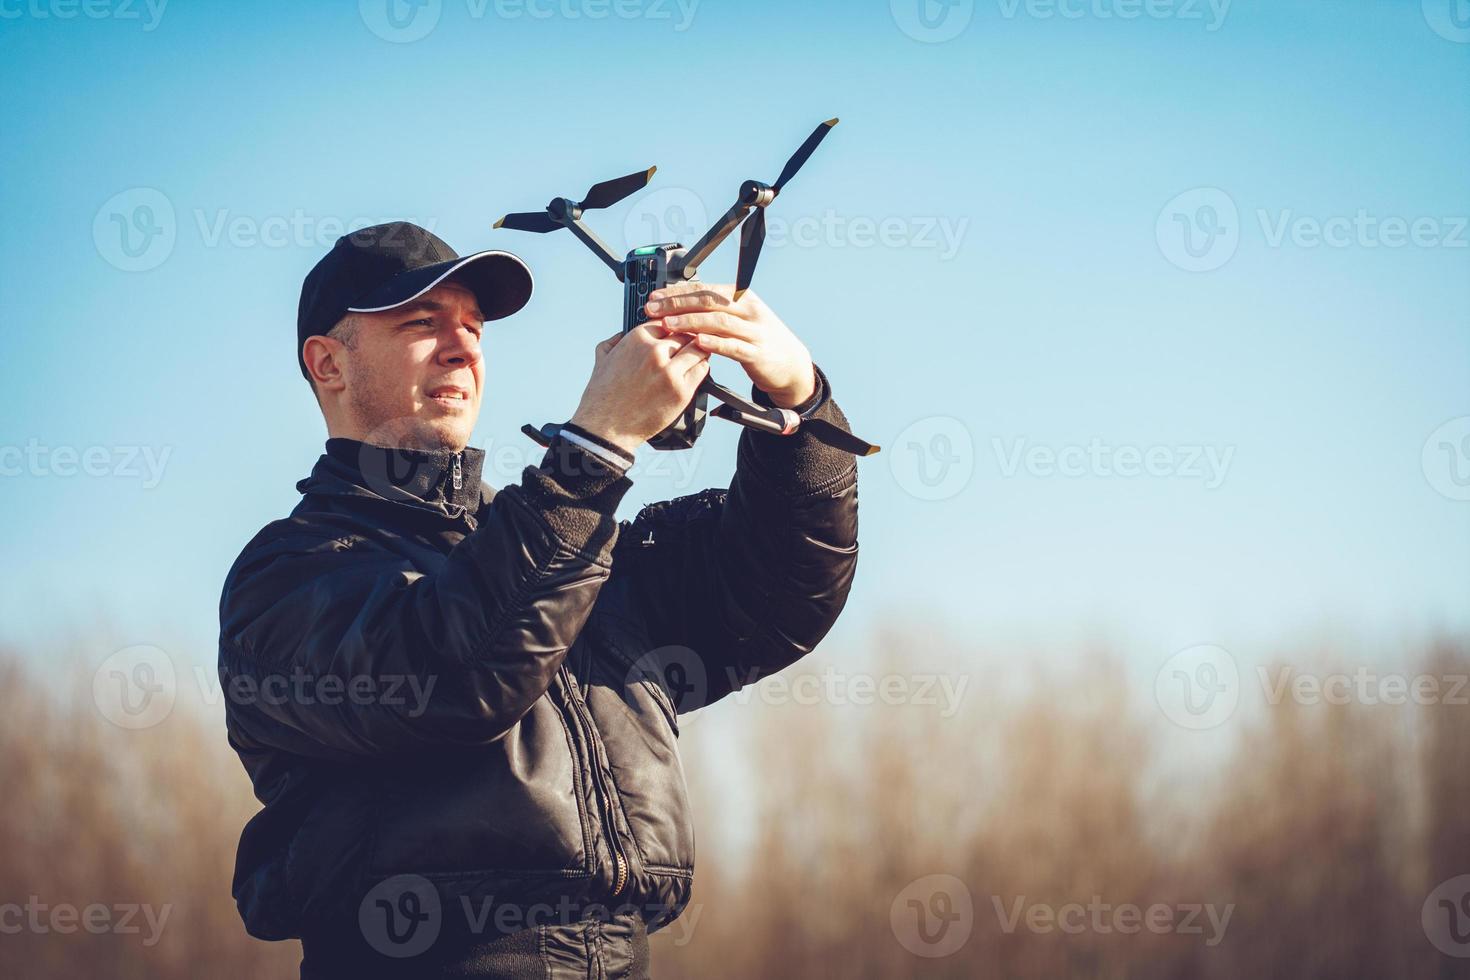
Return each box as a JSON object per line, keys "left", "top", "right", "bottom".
{"left": 568, "top": 323, "right": 711, "bottom": 455}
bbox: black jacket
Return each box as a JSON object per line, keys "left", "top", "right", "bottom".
{"left": 217, "top": 365, "right": 860, "bottom": 955}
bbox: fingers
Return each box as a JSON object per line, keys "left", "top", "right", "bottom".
{"left": 667, "top": 334, "right": 712, "bottom": 375}
{"left": 632, "top": 321, "right": 684, "bottom": 359}
{"left": 688, "top": 332, "right": 760, "bottom": 364}
{"left": 658, "top": 311, "right": 757, "bottom": 342}
{"left": 682, "top": 354, "right": 712, "bottom": 381}
{"left": 646, "top": 283, "right": 755, "bottom": 319}
{"left": 614, "top": 320, "right": 711, "bottom": 387}
{"left": 629, "top": 322, "right": 665, "bottom": 345}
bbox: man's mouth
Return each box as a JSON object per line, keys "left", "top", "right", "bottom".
{"left": 427, "top": 386, "right": 471, "bottom": 407}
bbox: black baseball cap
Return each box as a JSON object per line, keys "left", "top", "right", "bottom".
{"left": 296, "top": 221, "right": 533, "bottom": 381}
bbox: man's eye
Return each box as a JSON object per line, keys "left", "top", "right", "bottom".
{"left": 406, "top": 318, "right": 433, "bottom": 327}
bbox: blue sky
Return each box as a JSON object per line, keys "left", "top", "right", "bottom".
{"left": 1, "top": 0, "right": 1467, "bottom": 678}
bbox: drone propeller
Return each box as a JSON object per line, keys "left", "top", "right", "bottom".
{"left": 494, "top": 166, "right": 658, "bottom": 280}
{"left": 494, "top": 211, "right": 560, "bottom": 233}
{"left": 731, "top": 118, "right": 838, "bottom": 300}
{"left": 735, "top": 207, "right": 766, "bottom": 298}
{"left": 494, "top": 166, "right": 657, "bottom": 233}
{"left": 580, "top": 167, "right": 657, "bottom": 210}
{"left": 774, "top": 117, "right": 839, "bottom": 193}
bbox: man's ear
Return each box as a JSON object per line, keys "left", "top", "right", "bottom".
{"left": 303, "top": 335, "right": 347, "bottom": 393}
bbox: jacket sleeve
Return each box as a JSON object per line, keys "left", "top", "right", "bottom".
{"left": 218, "top": 435, "right": 633, "bottom": 761}
{"left": 618, "top": 363, "right": 860, "bottom": 712}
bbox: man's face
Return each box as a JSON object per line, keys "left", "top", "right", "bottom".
{"left": 329, "top": 279, "right": 485, "bottom": 451}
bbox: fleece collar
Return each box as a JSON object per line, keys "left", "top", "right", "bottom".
{"left": 297, "top": 437, "right": 488, "bottom": 517}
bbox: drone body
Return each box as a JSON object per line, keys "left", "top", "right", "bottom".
{"left": 495, "top": 119, "right": 879, "bottom": 457}
{"left": 621, "top": 242, "right": 706, "bottom": 449}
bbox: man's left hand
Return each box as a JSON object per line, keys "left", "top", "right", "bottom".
{"left": 644, "top": 284, "right": 816, "bottom": 409}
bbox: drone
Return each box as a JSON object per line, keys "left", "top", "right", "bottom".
{"left": 494, "top": 118, "right": 880, "bottom": 457}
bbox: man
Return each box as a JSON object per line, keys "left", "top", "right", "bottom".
{"left": 218, "top": 222, "right": 861, "bottom": 978}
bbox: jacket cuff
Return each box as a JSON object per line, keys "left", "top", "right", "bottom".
{"left": 516, "top": 433, "right": 634, "bottom": 564}
{"left": 737, "top": 362, "right": 857, "bottom": 497}
{"left": 558, "top": 421, "right": 637, "bottom": 475}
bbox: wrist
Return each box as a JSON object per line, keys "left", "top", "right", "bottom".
{"left": 762, "top": 363, "right": 818, "bottom": 410}
{"left": 567, "top": 412, "right": 642, "bottom": 456}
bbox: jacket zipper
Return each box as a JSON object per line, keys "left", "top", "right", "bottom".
{"left": 452, "top": 453, "right": 462, "bottom": 491}
{"left": 560, "top": 665, "right": 629, "bottom": 896}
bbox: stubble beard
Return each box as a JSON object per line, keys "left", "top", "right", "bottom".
{"left": 346, "top": 361, "right": 471, "bottom": 452}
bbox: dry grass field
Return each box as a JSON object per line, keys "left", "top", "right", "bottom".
{"left": 3, "top": 629, "right": 1467, "bottom": 978}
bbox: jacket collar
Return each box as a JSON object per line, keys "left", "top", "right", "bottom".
{"left": 297, "top": 437, "right": 488, "bottom": 517}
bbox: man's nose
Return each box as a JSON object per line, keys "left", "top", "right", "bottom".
{"left": 437, "top": 326, "right": 482, "bottom": 368}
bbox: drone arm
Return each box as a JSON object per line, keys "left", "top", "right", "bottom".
{"left": 668, "top": 198, "right": 752, "bottom": 280}
{"left": 700, "top": 375, "right": 796, "bottom": 434}
{"left": 565, "top": 217, "right": 625, "bottom": 281}
{"left": 705, "top": 370, "right": 881, "bottom": 456}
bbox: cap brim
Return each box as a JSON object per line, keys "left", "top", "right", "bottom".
{"left": 347, "top": 250, "right": 533, "bottom": 322}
